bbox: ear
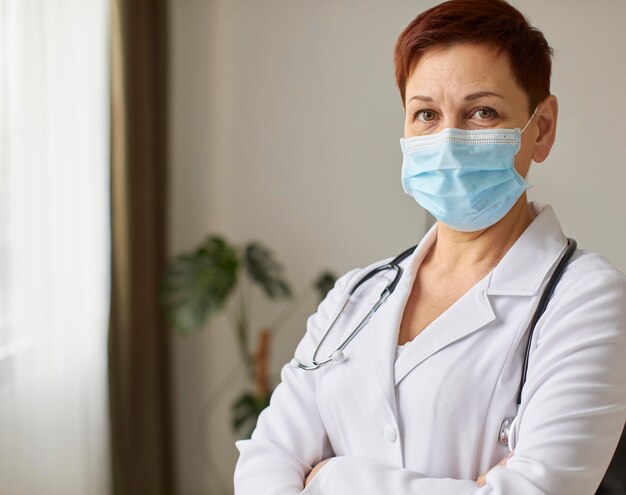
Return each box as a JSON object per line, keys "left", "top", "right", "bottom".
{"left": 532, "top": 95, "right": 558, "bottom": 163}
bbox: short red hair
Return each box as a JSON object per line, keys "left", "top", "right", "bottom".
{"left": 394, "top": 0, "right": 553, "bottom": 113}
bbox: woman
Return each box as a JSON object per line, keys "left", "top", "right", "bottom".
{"left": 234, "top": 1, "right": 626, "bottom": 493}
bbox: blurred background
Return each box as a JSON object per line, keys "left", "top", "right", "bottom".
{"left": 1, "top": 1, "right": 625, "bottom": 494}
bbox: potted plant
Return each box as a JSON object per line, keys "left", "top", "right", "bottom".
{"left": 161, "top": 235, "right": 335, "bottom": 438}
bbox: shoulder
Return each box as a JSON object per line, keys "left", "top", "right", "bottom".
{"left": 537, "top": 248, "right": 626, "bottom": 346}
{"left": 559, "top": 248, "right": 626, "bottom": 291}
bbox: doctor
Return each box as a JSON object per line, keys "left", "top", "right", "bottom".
{"left": 234, "top": 1, "right": 626, "bottom": 494}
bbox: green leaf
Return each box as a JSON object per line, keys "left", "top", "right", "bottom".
{"left": 160, "top": 235, "right": 239, "bottom": 333}
{"left": 230, "top": 388, "right": 274, "bottom": 439}
{"left": 313, "top": 271, "right": 337, "bottom": 302}
{"left": 243, "top": 242, "right": 292, "bottom": 300}
{"left": 231, "top": 393, "right": 256, "bottom": 430}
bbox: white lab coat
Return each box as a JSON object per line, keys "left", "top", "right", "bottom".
{"left": 234, "top": 201, "right": 626, "bottom": 495}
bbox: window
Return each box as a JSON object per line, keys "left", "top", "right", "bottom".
{"left": 0, "top": 1, "right": 111, "bottom": 493}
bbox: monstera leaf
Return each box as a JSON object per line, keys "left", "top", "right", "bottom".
{"left": 243, "top": 242, "right": 292, "bottom": 300}
{"left": 161, "top": 235, "right": 239, "bottom": 333}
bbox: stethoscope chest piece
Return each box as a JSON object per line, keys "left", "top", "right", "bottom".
{"left": 499, "top": 416, "right": 514, "bottom": 446}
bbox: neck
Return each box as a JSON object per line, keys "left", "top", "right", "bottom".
{"left": 426, "top": 195, "right": 536, "bottom": 276}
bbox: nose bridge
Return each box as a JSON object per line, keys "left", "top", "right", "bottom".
{"left": 443, "top": 113, "right": 464, "bottom": 130}
{"left": 439, "top": 105, "right": 464, "bottom": 130}
{"left": 439, "top": 96, "right": 465, "bottom": 130}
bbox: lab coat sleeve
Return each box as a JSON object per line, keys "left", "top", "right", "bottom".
{"left": 233, "top": 267, "right": 363, "bottom": 495}
{"left": 303, "top": 267, "right": 626, "bottom": 495}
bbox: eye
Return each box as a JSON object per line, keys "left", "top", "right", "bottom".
{"left": 471, "top": 107, "right": 499, "bottom": 120}
{"left": 413, "top": 109, "right": 438, "bottom": 123}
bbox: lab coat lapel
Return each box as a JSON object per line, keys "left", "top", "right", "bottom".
{"left": 393, "top": 277, "right": 496, "bottom": 385}
{"left": 393, "top": 201, "right": 568, "bottom": 385}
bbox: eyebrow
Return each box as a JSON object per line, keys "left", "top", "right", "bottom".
{"left": 465, "top": 91, "right": 503, "bottom": 101}
{"left": 407, "top": 91, "right": 504, "bottom": 103}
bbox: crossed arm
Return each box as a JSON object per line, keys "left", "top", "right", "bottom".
{"left": 304, "top": 450, "right": 513, "bottom": 488}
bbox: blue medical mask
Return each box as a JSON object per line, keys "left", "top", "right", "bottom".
{"left": 400, "top": 109, "right": 537, "bottom": 232}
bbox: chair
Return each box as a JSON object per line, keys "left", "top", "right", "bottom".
{"left": 596, "top": 425, "right": 626, "bottom": 494}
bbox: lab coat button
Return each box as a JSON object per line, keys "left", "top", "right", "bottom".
{"left": 383, "top": 425, "right": 397, "bottom": 443}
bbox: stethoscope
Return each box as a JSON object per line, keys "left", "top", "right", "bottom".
{"left": 290, "top": 237, "right": 578, "bottom": 447}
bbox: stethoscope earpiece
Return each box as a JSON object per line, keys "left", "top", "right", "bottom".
{"left": 331, "top": 350, "right": 346, "bottom": 362}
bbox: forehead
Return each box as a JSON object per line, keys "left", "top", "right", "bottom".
{"left": 405, "top": 43, "right": 527, "bottom": 105}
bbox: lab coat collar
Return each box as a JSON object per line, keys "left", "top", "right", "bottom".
{"left": 392, "top": 201, "right": 568, "bottom": 297}
{"left": 395, "top": 201, "right": 569, "bottom": 296}
{"left": 486, "top": 201, "right": 568, "bottom": 296}
{"left": 367, "top": 200, "right": 568, "bottom": 397}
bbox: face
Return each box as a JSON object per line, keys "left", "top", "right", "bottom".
{"left": 403, "top": 42, "right": 558, "bottom": 178}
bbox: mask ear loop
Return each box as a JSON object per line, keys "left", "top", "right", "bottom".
{"left": 520, "top": 106, "right": 539, "bottom": 134}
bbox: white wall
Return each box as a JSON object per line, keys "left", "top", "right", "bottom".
{"left": 512, "top": 0, "right": 626, "bottom": 269}
{"left": 168, "top": 1, "right": 626, "bottom": 494}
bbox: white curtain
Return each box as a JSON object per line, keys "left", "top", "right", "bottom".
{"left": 0, "top": 1, "right": 111, "bottom": 494}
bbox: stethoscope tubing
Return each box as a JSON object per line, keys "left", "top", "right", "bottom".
{"left": 516, "top": 237, "right": 578, "bottom": 406}
{"left": 294, "top": 247, "right": 415, "bottom": 370}
{"left": 499, "top": 237, "right": 577, "bottom": 446}
{"left": 292, "top": 237, "right": 577, "bottom": 448}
